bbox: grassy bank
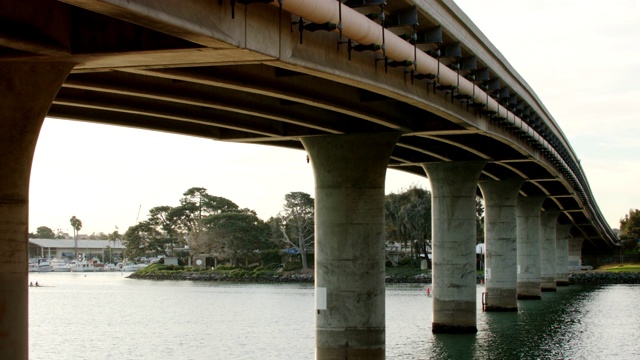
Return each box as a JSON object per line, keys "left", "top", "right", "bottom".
{"left": 597, "top": 264, "right": 640, "bottom": 272}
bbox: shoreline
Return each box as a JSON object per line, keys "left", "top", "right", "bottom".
{"left": 128, "top": 270, "right": 640, "bottom": 285}
{"left": 128, "top": 271, "right": 432, "bottom": 284}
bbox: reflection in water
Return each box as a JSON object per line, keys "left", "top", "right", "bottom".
{"left": 431, "top": 333, "right": 478, "bottom": 360}
{"left": 389, "top": 285, "right": 640, "bottom": 360}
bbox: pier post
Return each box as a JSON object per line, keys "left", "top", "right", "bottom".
{"left": 302, "top": 132, "right": 400, "bottom": 360}
{"left": 478, "top": 179, "right": 523, "bottom": 311}
{"left": 516, "top": 196, "right": 545, "bottom": 300}
{"left": 556, "top": 225, "right": 572, "bottom": 286}
{"left": 540, "top": 210, "right": 560, "bottom": 291}
{"left": 568, "top": 237, "right": 585, "bottom": 271}
{"left": 423, "top": 161, "right": 486, "bottom": 333}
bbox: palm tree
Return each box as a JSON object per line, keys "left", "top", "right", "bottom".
{"left": 70, "top": 216, "right": 83, "bottom": 258}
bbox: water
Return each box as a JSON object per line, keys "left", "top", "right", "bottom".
{"left": 29, "top": 272, "right": 640, "bottom": 359}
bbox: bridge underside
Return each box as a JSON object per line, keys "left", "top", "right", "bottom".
{"left": 0, "top": 0, "right": 612, "bottom": 248}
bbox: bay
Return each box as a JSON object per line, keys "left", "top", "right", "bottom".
{"left": 29, "top": 272, "right": 640, "bottom": 359}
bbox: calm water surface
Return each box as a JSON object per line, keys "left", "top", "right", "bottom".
{"left": 29, "top": 272, "right": 640, "bottom": 359}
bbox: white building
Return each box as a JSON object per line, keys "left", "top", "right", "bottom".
{"left": 28, "top": 238, "right": 125, "bottom": 261}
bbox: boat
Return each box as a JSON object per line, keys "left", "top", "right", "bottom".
{"left": 69, "top": 257, "right": 108, "bottom": 272}
{"left": 68, "top": 260, "right": 95, "bottom": 272}
{"left": 50, "top": 258, "right": 71, "bottom": 272}
{"left": 28, "top": 258, "right": 52, "bottom": 272}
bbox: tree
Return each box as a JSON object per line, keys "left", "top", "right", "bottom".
{"left": 384, "top": 185, "right": 432, "bottom": 266}
{"left": 204, "top": 210, "right": 270, "bottom": 266}
{"left": 476, "top": 196, "right": 485, "bottom": 243}
{"left": 30, "top": 226, "right": 56, "bottom": 239}
{"left": 70, "top": 216, "right": 82, "bottom": 257}
{"left": 123, "top": 221, "right": 171, "bottom": 260}
{"left": 107, "top": 229, "right": 122, "bottom": 263}
{"left": 620, "top": 209, "right": 640, "bottom": 259}
{"left": 148, "top": 205, "right": 182, "bottom": 254}
{"left": 172, "top": 187, "right": 240, "bottom": 248}
{"left": 269, "top": 191, "right": 314, "bottom": 269}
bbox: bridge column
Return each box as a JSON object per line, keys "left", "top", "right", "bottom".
{"left": 568, "top": 237, "right": 585, "bottom": 271}
{"left": 516, "top": 196, "right": 546, "bottom": 300}
{"left": 540, "top": 210, "right": 560, "bottom": 291}
{"left": 0, "top": 62, "right": 74, "bottom": 359}
{"left": 478, "top": 179, "right": 523, "bottom": 312}
{"left": 422, "top": 161, "right": 486, "bottom": 333}
{"left": 556, "top": 225, "right": 572, "bottom": 286}
{"left": 302, "top": 132, "right": 400, "bottom": 360}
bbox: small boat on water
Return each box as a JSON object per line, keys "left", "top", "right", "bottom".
{"left": 69, "top": 258, "right": 107, "bottom": 272}
{"left": 50, "top": 258, "right": 71, "bottom": 272}
{"left": 28, "top": 259, "right": 52, "bottom": 272}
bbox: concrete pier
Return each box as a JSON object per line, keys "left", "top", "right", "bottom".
{"left": 556, "top": 225, "right": 572, "bottom": 286}
{"left": 516, "top": 196, "right": 546, "bottom": 300}
{"left": 540, "top": 210, "right": 560, "bottom": 291}
{"left": 423, "top": 161, "right": 486, "bottom": 333}
{"left": 302, "top": 132, "right": 400, "bottom": 360}
{"left": 0, "top": 62, "right": 74, "bottom": 359}
{"left": 478, "top": 179, "right": 523, "bottom": 312}
{"left": 568, "top": 237, "right": 585, "bottom": 271}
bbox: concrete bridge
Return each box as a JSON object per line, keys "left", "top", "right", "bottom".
{"left": 0, "top": 0, "right": 618, "bottom": 358}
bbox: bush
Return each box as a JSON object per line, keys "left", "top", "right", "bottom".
{"left": 215, "top": 265, "right": 235, "bottom": 271}
{"left": 265, "top": 263, "right": 283, "bottom": 271}
{"left": 283, "top": 261, "right": 302, "bottom": 272}
{"left": 260, "top": 249, "right": 281, "bottom": 265}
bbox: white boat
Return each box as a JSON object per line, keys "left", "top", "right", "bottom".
{"left": 68, "top": 255, "right": 109, "bottom": 272}
{"left": 50, "top": 259, "right": 71, "bottom": 272}
{"left": 29, "top": 259, "right": 52, "bottom": 272}
{"left": 68, "top": 260, "right": 96, "bottom": 272}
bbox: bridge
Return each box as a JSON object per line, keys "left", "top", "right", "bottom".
{"left": 0, "top": 0, "right": 618, "bottom": 358}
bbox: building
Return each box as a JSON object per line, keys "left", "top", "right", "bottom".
{"left": 28, "top": 238, "right": 125, "bottom": 261}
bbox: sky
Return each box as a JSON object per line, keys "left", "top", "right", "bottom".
{"left": 29, "top": 1, "right": 640, "bottom": 235}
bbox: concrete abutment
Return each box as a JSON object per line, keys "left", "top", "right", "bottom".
{"left": 0, "top": 61, "right": 74, "bottom": 360}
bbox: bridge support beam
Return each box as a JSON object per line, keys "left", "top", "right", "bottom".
{"left": 423, "top": 161, "right": 486, "bottom": 333}
{"left": 0, "top": 62, "right": 74, "bottom": 360}
{"left": 302, "top": 132, "right": 400, "bottom": 360}
{"left": 540, "top": 210, "right": 560, "bottom": 291}
{"left": 556, "top": 225, "right": 572, "bottom": 286}
{"left": 516, "top": 196, "right": 546, "bottom": 300}
{"left": 568, "top": 237, "right": 585, "bottom": 271}
{"left": 478, "top": 179, "right": 523, "bottom": 312}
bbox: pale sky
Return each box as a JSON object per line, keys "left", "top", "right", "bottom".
{"left": 29, "top": 1, "right": 639, "bottom": 235}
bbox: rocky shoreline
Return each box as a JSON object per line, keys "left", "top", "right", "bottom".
{"left": 568, "top": 271, "right": 640, "bottom": 285}
{"left": 128, "top": 271, "right": 433, "bottom": 284}
{"left": 129, "top": 271, "right": 640, "bottom": 285}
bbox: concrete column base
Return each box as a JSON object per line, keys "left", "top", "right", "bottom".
{"left": 556, "top": 279, "right": 570, "bottom": 286}
{"left": 541, "top": 277, "right": 557, "bottom": 291}
{"left": 517, "top": 281, "right": 542, "bottom": 300}
{"left": 484, "top": 288, "right": 518, "bottom": 312}
{"left": 432, "top": 299, "right": 477, "bottom": 333}
{"left": 316, "top": 330, "right": 384, "bottom": 360}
